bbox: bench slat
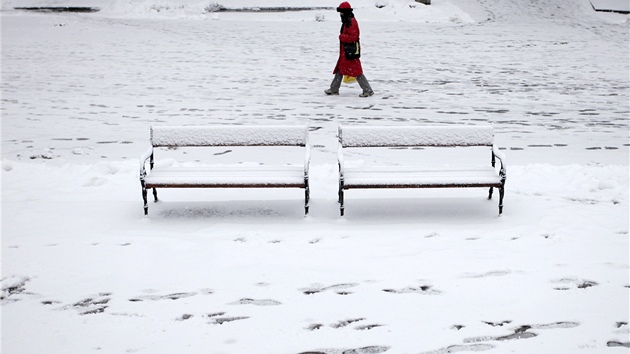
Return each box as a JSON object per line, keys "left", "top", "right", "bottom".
{"left": 151, "top": 125, "right": 309, "bottom": 147}
{"left": 145, "top": 165, "right": 306, "bottom": 187}
{"left": 343, "top": 166, "right": 501, "bottom": 188}
{"left": 340, "top": 125, "right": 494, "bottom": 147}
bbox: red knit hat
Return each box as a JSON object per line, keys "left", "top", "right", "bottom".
{"left": 337, "top": 2, "right": 352, "bottom": 10}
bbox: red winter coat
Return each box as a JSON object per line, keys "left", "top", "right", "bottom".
{"left": 333, "top": 17, "right": 363, "bottom": 77}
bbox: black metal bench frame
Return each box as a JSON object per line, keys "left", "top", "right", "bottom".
{"left": 337, "top": 124, "right": 507, "bottom": 216}
{"left": 140, "top": 125, "right": 311, "bottom": 216}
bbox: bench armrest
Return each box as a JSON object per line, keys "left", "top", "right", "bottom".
{"left": 337, "top": 125, "right": 347, "bottom": 180}
{"left": 492, "top": 145, "right": 507, "bottom": 179}
{"left": 337, "top": 144, "right": 345, "bottom": 178}
{"left": 139, "top": 146, "right": 154, "bottom": 180}
{"left": 304, "top": 143, "right": 311, "bottom": 179}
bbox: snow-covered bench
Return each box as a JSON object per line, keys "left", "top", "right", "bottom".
{"left": 337, "top": 124, "right": 507, "bottom": 216}
{"left": 140, "top": 125, "right": 311, "bottom": 216}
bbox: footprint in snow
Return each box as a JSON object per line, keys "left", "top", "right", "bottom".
{"left": 298, "top": 346, "right": 390, "bottom": 354}
{"left": 229, "top": 298, "right": 281, "bottom": 306}
{"left": 305, "top": 323, "right": 324, "bottom": 331}
{"left": 207, "top": 314, "right": 250, "bottom": 325}
{"left": 483, "top": 320, "right": 511, "bottom": 327}
{"left": 205, "top": 311, "right": 248, "bottom": 325}
{"left": 1, "top": 275, "right": 34, "bottom": 303}
{"left": 464, "top": 332, "right": 537, "bottom": 344}
{"left": 461, "top": 270, "right": 511, "bottom": 278}
{"left": 531, "top": 321, "right": 580, "bottom": 329}
{"left": 41, "top": 300, "right": 62, "bottom": 305}
{"left": 129, "top": 292, "right": 196, "bottom": 302}
{"left": 419, "top": 344, "right": 495, "bottom": 354}
{"left": 342, "top": 346, "right": 391, "bottom": 354}
{"left": 552, "top": 278, "right": 598, "bottom": 290}
{"left": 464, "top": 321, "right": 579, "bottom": 345}
{"left": 307, "top": 320, "right": 382, "bottom": 331}
{"left": 382, "top": 284, "right": 442, "bottom": 295}
{"left": 607, "top": 341, "right": 630, "bottom": 348}
{"left": 615, "top": 322, "right": 628, "bottom": 327}
{"left": 60, "top": 293, "right": 112, "bottom": 315}
{"left": 330, "top": 318, "right": 365, "bottom": 329}
{"left": 355, "top": 324, "right": 384, "bottom": 331}
{"left": 300, "top": 283, "right": 359, "bottom": 295}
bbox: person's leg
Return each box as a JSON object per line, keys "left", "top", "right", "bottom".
{"left": 356, "top": 74, "right": 374, "bottom": 97}
{"left": 325, "top": 73, "right": 343, "bottom": 95}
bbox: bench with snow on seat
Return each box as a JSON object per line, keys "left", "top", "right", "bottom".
{"left": 337, "top": 124, "right": 506, "bottom": 216}
{"left": 140, "top": 125, "right": 311, "bottom": 216}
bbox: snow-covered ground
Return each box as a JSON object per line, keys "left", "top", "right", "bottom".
{"left": 1, "top": 0, "right": 629, "bottom": 353}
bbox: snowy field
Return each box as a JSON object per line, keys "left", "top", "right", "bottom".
{"left": 1, "top": 0, "right": 629, "bottom": 353}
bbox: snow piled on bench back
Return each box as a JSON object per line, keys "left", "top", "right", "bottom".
{"left": 151, "top": 125, "right": 309, "bottom": 147}
{"left": 340, "top": 125, "right": 494, "bottom": 147}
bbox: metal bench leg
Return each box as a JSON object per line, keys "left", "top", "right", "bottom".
{"left": 304, "top": 180, "right": 310, "bottom": 216}
{"left": 338, "top": 180, "right": 345, "bottom": 217}
{"left": 498, "top": 179, "right": 506, "bottom": 215}
{"left": 152, "top": 188, "right": 158, "bottom": 202}
{"left": 141, "top": 181, "right": 149, "bottom": 215}
{"left": 488, "top": 186, "right": 494, "bottom": 200}
{"left": 339, "top": 193, "right": 345, "bottom": 216}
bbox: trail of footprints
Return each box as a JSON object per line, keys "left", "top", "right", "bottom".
{"left": 11, "top": 130, "right": 629, "bottom": 162}
{"left": 3, "top": 275, "right": 629, "bottom": 351}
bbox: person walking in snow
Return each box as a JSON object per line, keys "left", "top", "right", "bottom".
{"left": 325, "top": 2, "right": 374, "bottom": 97}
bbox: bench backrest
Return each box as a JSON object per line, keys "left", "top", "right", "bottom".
{"left": 339, "top": 124, "right": 494, "bottom": 148}
{"left": 151, "top": 125, "right": 309, "bottom": 147}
